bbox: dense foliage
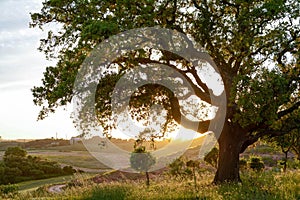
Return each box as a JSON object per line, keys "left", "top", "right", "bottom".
{"left": 0, "top": 147, "right": 75, "bottom": 184}
{"left": 31, "top": 0, "right": 300, "bottom": 183}
{"left": 204, "top": 147, "right": 219, "bottom": 168}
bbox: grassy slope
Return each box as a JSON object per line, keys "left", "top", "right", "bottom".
{"left": 17, "top": 175, "right": 74, "bottom": 192}
{"left": 0, "top": 137, "right": 205, "bottom": 169}
{"left": 13, "top": 169, "right": 300, "bottom": 200}
{"left": 3, "top": 138, "right": 299, "bottom": 200}
{"left": 28, "top": 150, "right": 108, "bottom": 169}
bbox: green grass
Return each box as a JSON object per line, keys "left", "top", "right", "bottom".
{"left": 10, "top": 169, "right": 300, "bottom": 200}
{"left": 26, "top": 150, "right": 108, "bottom": 170}
{"left": 0, "top": 149, "right": 106, "bottom": 169}
{"left": 38, "top": 154, "right": 107, "bottom": 169}
{"left": 245, "top": 144, "right": 277, "bottom": 154}
{"left": 46, "top": 143, "right": 88, "bottom": 151}
{"left": 72, "top": 170, "right": 300, "bottom": 200}
{"left": 17, "top": 175, "right": 75, "bottom": 192}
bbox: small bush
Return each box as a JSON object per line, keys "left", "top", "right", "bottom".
{"left": 277, "top": 160, "right": 285, "bottom": 169}
{"left": 261, "top": 156, "right": 277, "bottom": 167}
{"left": 249, "top": 156, "right": 265, "bottom": 171}
{"left": 204, "top": 147, "right": 218, "bottom": 168}
{"left": 63, "top": 165, "right": 76, "bottom": 175}
{"left": 239, "top": 158, "right": 248, "bottom": 170}
{"left": 287, "top": 158, "right": 300, "bottom": 169}
{"left": 0, "top": 184, "right": 19, "bottom": 195}
{"left": 168, "top": 157, "right": 192, "bottom": 180}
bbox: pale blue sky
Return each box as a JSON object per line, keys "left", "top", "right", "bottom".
{"left": 0, "top": 0, "right": 225, "bottom": 141}
{"left": 0, "top": 0, "right": 77, "bottom": 140}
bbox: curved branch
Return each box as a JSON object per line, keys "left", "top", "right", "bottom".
{"left": 189, "top": 67, "right": 210, "bottom": 94}
{"left": 278, "top": 101, "right": 300, "bottom": 119}
{"left": 170, "top": 96, "right": 210, "bottom": 133}
{"left": 134, "top": 57, "right": 212, "bottom": 104}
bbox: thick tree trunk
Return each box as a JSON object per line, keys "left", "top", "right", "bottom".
{"left": 213, "top": 123, "right": 244, "bottom": 183}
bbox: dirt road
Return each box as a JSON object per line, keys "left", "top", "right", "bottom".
{"left": 48, "top": 184, "right": 66, "bottom": 193}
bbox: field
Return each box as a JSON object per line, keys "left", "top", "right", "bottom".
{"left": 0, "top": 149, "right": 108, "bottom": 171}
{"left": 10, "top": 169, "right": 300, "bottom": 200}
{"left": 1, "top": 139, "right": 299, "bottom": 200}
{"left": 0, "top": 137, "right": 205, "bottom": 171}
{"left": 28, "top": 150, "right": 109, "bottom": 170}
{"left": 17, "top": 175, "right": 75, "bottom": 192}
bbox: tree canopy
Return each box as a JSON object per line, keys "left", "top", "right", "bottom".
{"left": 31, "top": 0, "right": 300, "bottom": 183}
{"left": 0, "top": 147, "right": 75, "bottom": 184}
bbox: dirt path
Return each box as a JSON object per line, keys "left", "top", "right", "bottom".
{"left": 48, "top": 184, "right": 66, "bottom": 193}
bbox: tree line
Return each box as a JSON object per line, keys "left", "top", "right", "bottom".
{"left": 0, "top": 147, "right": 76, "bottom": 185}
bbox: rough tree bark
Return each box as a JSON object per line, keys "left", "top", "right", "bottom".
{"left": 213, "top": 122, "right": 246, "bottom": 183}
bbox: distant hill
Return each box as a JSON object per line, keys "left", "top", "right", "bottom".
{"left": 24, "top": 139, "right": 70, "bottom": 149}
{"left": 0, "top": 135, "right": 206, "bottom": 155}
{"left": 0, "top": 141, "right": 20, "bottom": 151}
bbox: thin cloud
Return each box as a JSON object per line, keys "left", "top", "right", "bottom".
{"left": 0, "top": 0, "right": 77, "bottom": 140}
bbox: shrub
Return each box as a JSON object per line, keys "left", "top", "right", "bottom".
{"left": 276, "top": 158, "right": 300, "bottom": 171}
{"left": 287, "top": 158, "right": 300, "bottom": 169}
{"left": 0, "top": 184, "right": 19, "bottom": 195}
{"left": 168, "top": 157, "right": 191, "bottom": 180}
{"left": 4, "top": 167, "right": 22, "bottom": 184}
{"left": 204, "top": 147, "right": 218, "bottom": 168}
{"left": 249, "top": 156, "right": 265, "bottom": 171}
{"left": 261, "top": 156, "right": 277, "bottom": 167}
{"left": 63, "top": 165, "right": 76, "bottom": 175}
{"left": 29, "top": 169, "right": 45, "bottom": 178}
{"left": 239, "top": 158, "right": 248, "bottom": 170}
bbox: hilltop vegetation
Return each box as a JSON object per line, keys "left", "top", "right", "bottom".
{"left": 5, "top": 163, "right": 300, "bottom": 200}
{"left": 0, "top": 138, "right": 70, "bottom": 151}
{"left": 24, "top": 139, "right": 70, "bottom": 149}
{"left": 0, "top": 147, "right": 76, "bottom": 185}
{"left": 0, "top": 140, "right": 299, "bottom": 199}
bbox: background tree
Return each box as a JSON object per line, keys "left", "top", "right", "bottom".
{"left": 31, "top": 0, "right": 300, "bottom": 183}
{"left": 204, "top": 147, "right": 218, "bottom": 169}
{"left": 3, "top": 146, "right": 27, "bottom": 168}
{"left": 186, "top": 160, "right": 200, "bottom": 192}
{"left": 130, "top": 146, "right": 156, "bottom": 186}
{"left": 1, "top": 147, "right": 75, "bottom": 184}
{"left": 0, "top": 162, "right": 5, "bottom": 184}
{"left": 268, "top": 129, "right": 300, "bottom": 171}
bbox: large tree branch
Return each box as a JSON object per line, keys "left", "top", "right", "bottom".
{"left": 240, "top": 135, "right": 260, "bottom": 153}
{"left": 277, "top": 101, "right": 300, "bottom": 119}
{"left": 189, "top": 67, "right": 210, "bottom": 94}
{"left": 192, "top": 0, "right": 204, "bottom": 10}
{"left": 242, "top": 115, "right": 300, "bottom": 153}
{"left": 170, "top": 95, "right": 210, "bottom": 133}
{"left": 241, "top": 128, "right": 289, "bottom": 153}
{"left": 240, "top": 129, "right": 288, "bottom": 153}
{"left": 243, "top": 100, "right": 300, "bottom": 133}
{"left": 132, "top": 57, "right": 213, "bottom": 104}
{"left": 277, "top": 31, "right": 299, "bottom": 67}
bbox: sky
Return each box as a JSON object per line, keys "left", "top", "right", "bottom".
{"left": 0, "top": 0, "right": 78, "bottom": 140}
{"left": 0, "top": 0, "right": 224, "bottom": 141}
